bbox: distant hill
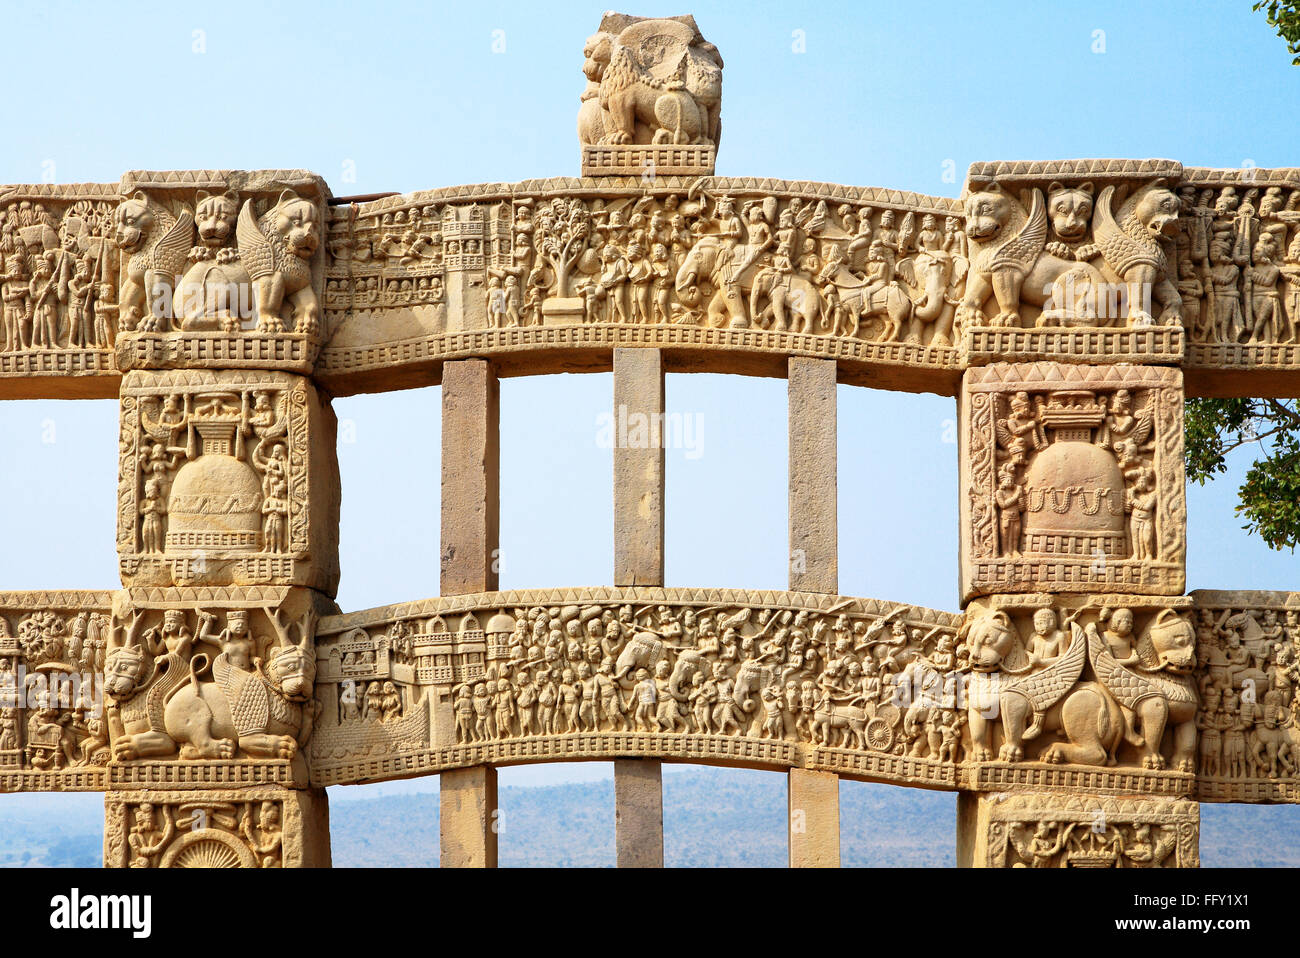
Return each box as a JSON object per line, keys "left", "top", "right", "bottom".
{"left": 331, "top": 767, "right": 955, "bottom": 867}
{"left": 2, "top": 767, "right": 1299, "bottom": 867}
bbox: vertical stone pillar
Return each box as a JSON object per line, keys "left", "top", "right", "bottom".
{"left": 788, "top": 357, "right": 837, "bottom": 595}
{"left": 613, "top": 348, "right": 665, "bottom": 587}
{"left": 440, "top": 766, "right": 499, "bottom": 868}
{"left": 108, "top": 360, "right": 339, "bottom": 869}
{"left": 612, "top": 348, "right": 666, "bottom": 867}
{"left": 788, "top": 768, "right": 840, "bottom": 867}
{"left": 787, "top": 358, "right": 840, "bottom": 866}
{"left": 440, "top": 359, "right": 501, "bottom": 596}
{"left": 440, "top": 359, "right": 501, "bottom": 867}
{"left": 614, "top": 759, "right": 664, "bottom": 868}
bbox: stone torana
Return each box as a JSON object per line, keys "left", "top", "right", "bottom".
{"left": 0, "top": 12, "right": 1295, "bottom": 868}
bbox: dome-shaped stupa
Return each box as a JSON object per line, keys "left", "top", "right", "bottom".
{"left": 1022, "top": 390, "right": 1126, "bottom": 557}
{"left": 165, "top": 393, "right": 263, "bottom": 552}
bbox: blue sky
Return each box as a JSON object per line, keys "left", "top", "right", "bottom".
{"left": 0, "top": 0, "right": 1295, "bottom": 811}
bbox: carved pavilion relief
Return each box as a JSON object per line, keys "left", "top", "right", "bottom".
{"left": 0, "top": 10, "right": 1297, "bottom": 869}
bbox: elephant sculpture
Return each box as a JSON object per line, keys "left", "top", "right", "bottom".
{"left": 613, "top": 631, "right": 707, "bottom": 695}
{"left": 676, "top": 235, "right": 820, "bottom": 330}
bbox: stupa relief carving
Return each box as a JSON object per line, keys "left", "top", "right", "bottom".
{"left": 962, "top": 362, "right": 1185, "bottom": 599}
{"left": 3, "top": 11, "right": 1300, "bottom": 870}
{"left": 117, "top": 369, "right": 339, "bottom": 591}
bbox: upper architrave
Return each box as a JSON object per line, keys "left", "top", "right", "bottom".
{"left": 1, "top": 161, "right": 1299, "bottom": 399}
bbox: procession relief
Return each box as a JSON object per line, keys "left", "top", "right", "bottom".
{"left": 0, "top": 595, "right": 113, "bottom": 779}
{"left": 311, "top": 589, "right": 1216, "bottom": 791}
{"left": 963, "top": 364, "right": 1185, "bottom": 598}
{"left": 1190, "top": 596, "right": 1300, "bottom": 798}
{"left": 324, "top": 181, "right": 971, "bottom": 356}
{"left": 117, "top": 370, "right": 338, "bottom": 590}
{"left": 1176, "top": 176, "right": 1300, "bottom": 354}
{"left": 311, "top": 595, "right": 968, "bottom": 782}
{"left": 0, "top": 190, "right": 120, "bottom": 363}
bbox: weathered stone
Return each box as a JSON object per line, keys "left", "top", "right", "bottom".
{"left": 788, "top": 767, "right": 839, "bottom": 867}
{"left": 788, "top": 357, "right": 837, "bottom": 594}
{"left": 957, "top": 789, "right": 1198, "bottom": 868}
{"left": 440, "top": 765, "right": 498, "bottom": 868}
{"left": 613, "top": 348, "right": 665, "bottom": 587}
{"left": 117, "top": 369, "right": 340, "bottom": 594}
{"left": 10, "top": 12, "right": 1300, "bottom": 873}
{"left": 960, "top": 362, "right": 1185, "bottom": 600}
{"left": 104, "top": 786, "right": 330, "bottom": 868}
{"left": 440, "top": 359, "right": 500, "bottom": 597}
{"left": 614, "top": 758, "right": 664, "bottom": 867}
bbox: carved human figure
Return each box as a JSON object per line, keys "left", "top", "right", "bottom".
{"left": 993, "top": 465, "right": 1024, "bottom": 556}
{"left": 1125, "top": 472, "right": 1158, "bottom": 560}
{"left": 128, "top": 802, "right": 173, "bottom": 868}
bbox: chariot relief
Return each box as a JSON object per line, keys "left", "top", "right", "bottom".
{"left": 2, "top": 10, "right": 1300, "bottom": 871}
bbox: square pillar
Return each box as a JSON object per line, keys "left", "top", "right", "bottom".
{"left": 440, "top": 766, "right": 499, "bottom": 868}
{"left": 788, "top": 767, "right": 839, "bottom": 867}
{"left": 612, "top": 348, "right": 667, "bottom": 867}
{"left": 613, "top": 348, "right": 665, "bottom": 587}
{"left": 788, "top": 357, "right": 837, "bottom": 594}
{"left": 614, "top": 759, "right": 664, "bottom": 868}
{"left": 439, "top": 359, "right": 500, "bottom": 866}
{"left": 440, "top": 359, "right": 500, "bottom": 596}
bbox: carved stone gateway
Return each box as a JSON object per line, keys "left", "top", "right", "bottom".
{"left": 0, "top": 12, "right": 1297, "bottom": 869}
